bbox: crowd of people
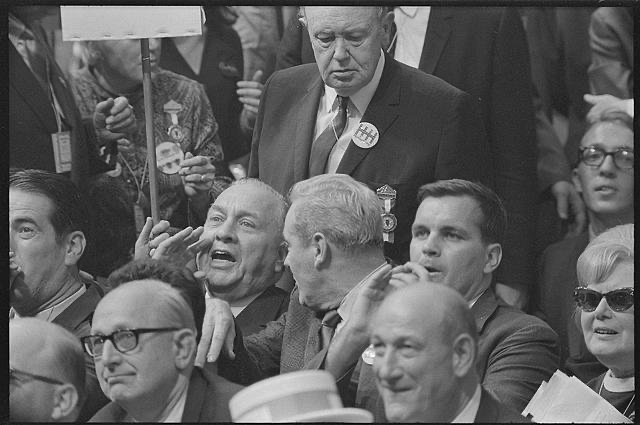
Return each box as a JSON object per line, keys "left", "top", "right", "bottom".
{"left": 9, "top": 5, "right": 634, "bottom": 423}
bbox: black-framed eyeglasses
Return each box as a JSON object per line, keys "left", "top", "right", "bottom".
{"left": 81, "top": 328, "right": 180, "bottom": 358}
{"left": 10, "top": 365, "right": 65, "bottom": 386}
{"left": 578, "top": 146, "right": 634, "bottom": 169}
{"left": 574, "top": 287, "right": 634, "bottom": 312}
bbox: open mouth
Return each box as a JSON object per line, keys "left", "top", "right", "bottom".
{"left": 594, "top": 328, "right": 618, "bottom": 335}
{"left": 594, "top": 185, "right": 617, "bottom": 193}
{"left": 210, "top": 250, "right": 236, "bottom": 263}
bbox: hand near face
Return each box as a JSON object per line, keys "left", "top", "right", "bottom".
{"left": 389, "top": 262, "right": 430, "bottom": 288}
{"left": 346, "top": 263, "right": 394, "bottom": 335}
{"left": 9, "top": 250, "right": 23, "bottom": 289}
{"left": 551, "top": 181, "right": 587, "bottom": 237}
{"left": 179, "top": 152, "right": 216, "bottom": 199}
{"left": 195, "top": 294, "right": 236, "bottom": 367}
{"left": 237, "top": 70, "right": 264, "bottom": 129}
{"left": 94, "top": 96, "right": 136, "bottom": 145}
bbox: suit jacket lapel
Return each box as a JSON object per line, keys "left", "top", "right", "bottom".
{"left": 294, "top": 74, "right": 324, "bottom": 182}
{"left": 336, "top": 55, "right": 400, "bottom": 175}
{"left": 181, "top": 368, "right": 207, "bottom": 422}
{"left": 419, "top": 8, "right": 453, "bottom": 74}
{"left": 471, "top": 287, "right": 499, "bottom": 335}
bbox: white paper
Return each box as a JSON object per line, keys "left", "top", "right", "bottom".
{"left": 61, "top": 6, "right": 203, "bottom": 41}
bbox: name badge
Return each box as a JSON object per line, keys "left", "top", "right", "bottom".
{"left": 51, "top": 131, "right": 72, "bottom": 173}
{"left": 376, "top": 184, "right": 397, "bottom": 244}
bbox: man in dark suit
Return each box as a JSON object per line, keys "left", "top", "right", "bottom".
{"left": 326, "top": 180, "right": 558, "bottom": 419}
{"left": 249, "top": 6, "right": 492, "bottom": 267}
{"left": 9, "top": 169, "right": 108, "bottom": 421}
{"left": 275, "top": 7, "right": 536, "bottom": 308}
{"left": 9, "top": 6, "right": 134, "bottom": 190}
{"left": 371, "top": 283, "right": 526, "bottom": 422}
{"left": 85, "top": 272, "right": 243, "bottom": 422}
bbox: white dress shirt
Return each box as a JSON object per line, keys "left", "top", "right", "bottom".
{"left": 314, "top": 52, "right": 386, "bottom": 174}
{"left": 452, "top": 384, "right": 482, "bottom": 423}
{"left": 392, "top": 6, "right": 431, "bottom": 69}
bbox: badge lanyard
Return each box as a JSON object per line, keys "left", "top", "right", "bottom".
{"left": 120, "top": 152, "right": 149, "bottom": 232}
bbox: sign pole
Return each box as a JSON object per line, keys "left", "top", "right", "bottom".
{"left": 140, "top": 38, "right": 160, "bottom": 224}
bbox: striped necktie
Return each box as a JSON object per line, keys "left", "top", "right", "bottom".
{"left": 309, "top": 96, "right": 348, "bottom": 176}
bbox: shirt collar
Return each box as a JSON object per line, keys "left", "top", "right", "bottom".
{"left": 452, "top": 384, "right": 482, "bottom": 423}
{"left": 468, "top": 286, "right": 489, "bottom": 309}
{"left": 337, "top": 261, "right": 388, "bottom": 325}
{"left": 396, "top": 6, "right": 419, "bottom": 18}
{"left": 12, "top": 284, "right": 87, "bottom": 323}
{"left": 604, "top": 369, "right": 635, "bottom": 392}
{"left": 323, "top": 50, "right": 385, "bottom": 117}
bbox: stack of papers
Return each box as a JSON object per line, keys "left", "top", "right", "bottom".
{"left": 522, "top": 370, "right": 632, "bottom": 423}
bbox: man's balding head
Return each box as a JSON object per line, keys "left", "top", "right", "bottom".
{"left": 10, "top": 318, "right": 86, "bottom": 422}
{"left": 89, "top": 279, "right": 198, "bottom": 420}
{"left": 371, "top": 283, "right": 478, "bottom": 422}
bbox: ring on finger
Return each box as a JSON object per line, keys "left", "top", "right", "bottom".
{"left": 200, "top": 174, "right": 206, "bottom": 182}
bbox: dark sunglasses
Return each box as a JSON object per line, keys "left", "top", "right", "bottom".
{"left": 573, "top": 287, "right": 634, "bottom": 312}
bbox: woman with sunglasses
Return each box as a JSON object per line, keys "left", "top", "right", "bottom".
{"left": 574, "top": 223, "right": 634, "bottom": 420}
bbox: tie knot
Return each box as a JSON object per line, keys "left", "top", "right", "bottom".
{"left": 337, "top": 96, "right": 349, "bottom": 111}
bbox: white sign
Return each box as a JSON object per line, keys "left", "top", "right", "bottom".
{"left": 61, "top": 6, "right": 204, "bottom": 41}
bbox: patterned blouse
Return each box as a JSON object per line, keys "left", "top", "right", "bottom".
{"left": 71, "top": 68, "right": 224, "bottom": 228}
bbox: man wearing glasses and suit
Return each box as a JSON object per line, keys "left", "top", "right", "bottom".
{"left": 84, "top": 261, "right": 243, "bottom": 422}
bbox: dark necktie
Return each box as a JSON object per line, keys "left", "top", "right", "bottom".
{"left": 319, "top": 309, "right": 342, "bottom": 351}
{"left": 309, "top": 96, "right": 349, "bottom": 176}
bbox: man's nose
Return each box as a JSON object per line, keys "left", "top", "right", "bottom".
{"left": 148, "top": 38, "right": 161, "bottom": 57}
{"left": 333, "top": 38, "right": 350, "bottom": 62}
{"left": 421, "top": 234, "right": 441, "bottom": 257}
{"left": 597, "top": 154, "right": 618, "bottom": 176}
{"left": 375, "top": 350, "right": 403, "bottom": 383}
{"left": 100, "top": 340, "right": 123, "bottom": 367}
{"left": 214, "top": 219, "right": 237, "bottom": 243}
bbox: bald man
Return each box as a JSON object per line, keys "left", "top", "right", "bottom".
{"left": 86, "top": 277, "right": 242, "bottom": 422}
{"left": 371, "top": 284, "right": 525, "bottom": 422}
{"left": 10, "top": 318, "right": 87, "bottom": 422}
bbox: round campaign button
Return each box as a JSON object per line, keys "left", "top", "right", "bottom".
{"left": 381, "top": 213, "right": 398, "bottom": 233}
{"left": 361, "top": 344, "right": 376, "bottom": 365}
{"left": 167, "top": 124, "right": 185, "bottom": 142}
{"left": 352, "top": 122, "right": 379, "bottom": 149}
{"left": 156, "top": 141, "right": 185, "bottom": 175}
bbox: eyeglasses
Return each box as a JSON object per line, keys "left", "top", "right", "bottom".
{"left": 10, "top": 365, "right": 65, "bottom": 386}
{"left": 81, "top": 328, "right": 180, "bottom": 358}
{"left": 573, "top": 287, "right": 634, "bottom": 312}
{"left": 578, "top": 146, "right": 634, "bottom": 169}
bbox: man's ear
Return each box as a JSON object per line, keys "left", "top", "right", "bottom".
{"left": 451, "top": 333, "right": 476, "bottom": 378}
{"left": 381, "top": 10, "right": 395, "bottom": 37}
{"left": 173, "top": 329, "right": 197, "bottom": 370}
{"left": 64, "top": 231, "right": 86, "bottom": 267}
{"left": 483, "top": 243, "right": 502, "bottom": 274}
{"left": 312, "top": 232, "right": 330, "bottom": 269}
{"left": 50, "top": 383, "right": 79, "bottom": 421}
{"left": 572, "top": 168, "right": 583, "bottom": 194}
{"left": 274, "top": 241, "right": 289, "bottom": 273}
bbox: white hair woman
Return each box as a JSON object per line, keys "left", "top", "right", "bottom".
{"left": 574, "top": 223, "right": 634, "bottom": 420}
